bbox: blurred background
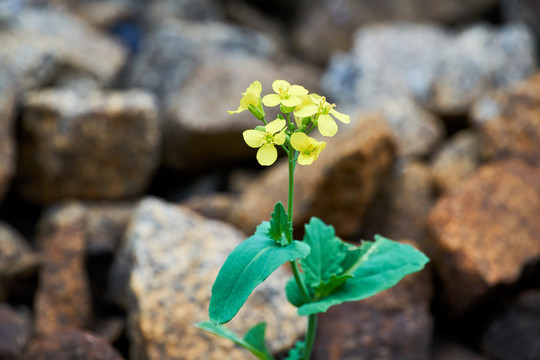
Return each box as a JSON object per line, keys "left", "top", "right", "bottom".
{"left": 1, "top": 0, "right": 540, "bottom": 359}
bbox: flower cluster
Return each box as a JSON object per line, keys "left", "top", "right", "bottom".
{"left": 229, "top": 80, "right": 350, "bottom": 166}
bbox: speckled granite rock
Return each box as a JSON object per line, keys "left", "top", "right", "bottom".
{"left": 361, "top": 161, "right": 434, "bottom": 243}
{"left": 430, "top": 130, "right": 481, "bottom": 193}
{"left": 232, "top": 113, "right": 395, "bottom": 239}
{"left": 428, "top": 159, "right": 540, "bottom": 315}
{"left": 481, "top": 290, "right": 540, "bottom": 360}
{"left": 313, "top": 241, "right": 433, "bottom": 360}
{"left": 22, "top": 329, "right": 124, "bottom": 360}
{"left": 34, "top": 202, "right": 91, "bottom": 335}
{"left": 0, "top": 303, "right": 31, "bottom": 360}
{"left": 18, "top": 89, "right": 160, "bottom": 204}
{"left": 162, "top": 53, "right": 320, "bottom": 170}
{"left": 109, "top": 197, "right": 306, "bottom": 359}
{"left": 292, "top": 0, "right": 497, "bottom": 64}
{"left": 471, "top": 73, "right": 540, "bottom": 162}
{"left": 0, "top": 67, "right": 16, "bottom": 203}
{"left": 0, "top": 5, "right": 127, "bottom": 89}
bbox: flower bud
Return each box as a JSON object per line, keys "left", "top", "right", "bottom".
{"left": 248, "top": 104, "right": 265, "bottom": 120}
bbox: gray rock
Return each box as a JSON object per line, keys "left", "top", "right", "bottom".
{"left": 109, "top": 197, "right": 306, "bottom": 359}
{"left": 502, "top": 0, "right": 540, "bottom": 39}
{"left": 430, "top": 130, "right": 481, "bottom": 194}
{"left": 0, "top": 303, "right": 32, "bottom": 360}
{"left": 143, "top": 0, "right": 224, "bottom": 25}
{"left": 0, "top": 67, "right": 16, "bottom": 202}
{"left": 18, "top": 89, "right": 160, "bottom": 204}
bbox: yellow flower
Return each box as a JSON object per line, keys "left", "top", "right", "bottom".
{"left": 262, "top": 80, "right": 309, "bottom": 108}
{"left": 243, "top": 119, "right": 287, "bottom": 166}
{"left": 290, "top": 132, "right": 326, "bottom": 166}
{"left": 293, "top": 94, "right": 350, "bottom": 137}
{"left": 228, "top": 81, "right": 264, "bottom": 119}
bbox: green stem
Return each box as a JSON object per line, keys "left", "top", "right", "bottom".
{"left": 302, "top": 314, "right": 318, "bottom": 360}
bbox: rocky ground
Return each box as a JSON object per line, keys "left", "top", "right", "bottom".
{"left": 1, "top": 0, "right": 540, "bottom": 359}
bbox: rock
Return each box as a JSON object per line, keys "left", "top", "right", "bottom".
{"left": 109, "top": 197, "right": 305, "bottom": 359}
{"left": 0, "top": 303, "right": 31, "bottom": 360}
{"left": 162, "top": 53, "right": 321, "bottom": 170}
{"left": 432, "top": 341, "right": 487, "bottom": 360}
{"left": 361, "top": 161, "right": 434, "bottom": 243}
{"left": 502, "top": 0, "right": 540, "bottom": 39}
{"left": 0, "top": 67, "right": 16, "bottom": 203}
{"left": 323, "top": 22, "right": 535, "bottom": 118}
{"left": 232, "top": 112, "right": 396, "bottom": 239}
{"left": 427, "top": 159, "right": 540, "bottom": 316}
{"left": 481, "top": 290, "right": 540, "bottom": 360}
{"left": 313, "top": 241, "right": 433, "bottom": 360}
{"left": 22, "top": 329, "right": 124, "bottom": 360}
{"left": 0, "top": 5, "right": 127, "bottom": 89}
{"left": 292, "top": 0, "right": 498, "bottom": 64}
{"left": 181, "top": 193, "right": 237, "bottom": 223}
{"left": 430, "top": 130, "right": 481, "bottom": 193}
{"left": 143, "top": 0, "right": 224, "bottom": 25}
{"left": 471, "top": 73, "right": 540, "bottom": 163}
{"left": 34, "top": 202, "right": 92, "bottom": 335}
{"left": 18, "top": 89, "right": 160, "bottom": 204}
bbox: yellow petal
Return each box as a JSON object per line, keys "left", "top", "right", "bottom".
{"left": 240, "top": 92, "right": 260, "bottom": 108}
{"left": 297, "top": 152, "right": 315, "bottom": 166}
{"left": 262, "top": 94, "right": 282, "bottom": 107}
{"left": 243, "top": 130, "right": 265, "bottom": 148}
{"left": 290, "top": 132, "right": 310, "bottom": 152}
{"left": 273, "top": 130, "right": 286, "bottom": 145}
{"left": 318, "top": 114, "right": 338, "bottom": 137}
{"left": 227, "top": 105, "right": 244, "bottom": 114}
{"left": 265, "top": 119, "right": 286, "bottom": 134}
{"left": 272, "top": 80, "right": 290, "bottom": 94}
{"left": 289, "top": 85, "right": 309, "bottom": 96}
{"left": 294, "top": 104, "right": 318, "bottom": 118}
{"left": 246, "top": 81, "right": 262, "bottom": 96}
{"left": 257, "top": 143, "right": 278, "bottom": 166}
{"left": 330, "top": 108, "right": 351, "bottom": 124}
{"left": 282, "top": 96, "right": 301, "bottom": 108}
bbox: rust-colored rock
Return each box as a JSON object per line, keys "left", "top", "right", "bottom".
{"left": 232, "top": 112, "right": 396, "bottom": 238}
{"left": 428, "top": 159, "right": 540, "bottom": 315}
{"left": 471, "top": 73, "right": 540, "bottom": 162}
{"left": 313, "top": 241, "right": 433, "bottom": 360}
{"left": 23, "top": 329, "right": 123, "bottom": 360}
{"left": 34, "top": 202, "right": 92, "bottom": 335}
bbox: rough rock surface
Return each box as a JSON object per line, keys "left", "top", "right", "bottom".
{"left": 0, "top": 5, "right": 127, "bottom": 89}
{"left": 0, "top": 303, "right": 31, "bottom": 360}
{"left": 361, "top": 161, "right": 434, "bottom": 243}
{"left": 34, "top": 202, "right": 92, "bottom": 335}
{"left": 430, "top": 130, "right": 481, "bottom": 193}
{"left": 232, "top": 112, "right": 396, "bottom": 239}
{"left": 313, "top": 242, "right": 433, "bottom": 360}
{"left": 162, "top": 53, "right": 321, "bottom": 170}
{"left": 502, "top": 0, "right": 540, "bottom": 39}
{"left": 18, "top": 89, "right": 160, "bottom": 204}
{"left": 293, "top": 0, "right": 498, "bottom": 64}
{"left": 0, "top": 67, "right": 16, "bottom": 203}
{"left": 22, "top": 329, "right": 124, "bottom": 360}
{"left": 471, "top": 73, "right": 540, "bottom": 162}
{"left": 109, "top": 197, "right": 306, "bottom": 359}
{"left": 481, "top": 290, "right": 540, "bottom": 359}
{"left": 428, "top": 159, "right": 540, "bottom": 315}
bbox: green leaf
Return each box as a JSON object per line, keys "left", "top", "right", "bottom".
{"left": 313, "top": 273, "right": 353, "bottom": 299}
{"left": 268, "top": 202, "right": 290, "bottom": 246}
{"left": 196, "top": 321, "right": 274, "bottom": 360}
{"left": 285, "top": 341, "right": 305, "bottom": 360}
{"left": 255, "top": 221, "right": 271, "bottom": 236}
{"left": 287, "top": 235, "right": 429, "bottom": 316}
{"left": 210, "top": 234, "right": 310, "bottom": 324}
{"left": 301, "top": 218, "right": 347, "bottom": 287}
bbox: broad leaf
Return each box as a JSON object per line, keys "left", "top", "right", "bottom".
{"left": 268, "top": 202, "right": 290, "bottom": 246}
{"left": 210, "top": 234, "right": 310, "bottom": 324}
{"left": 196, "top": 321, "right": 274, "bottom": 360}
{"left": 301, "top": 218, "right": 347, "bottom": 288}
{"left": 255, "top": 221, "right": 271, "bottom": 236}
{"left": 285, "top": 340, "right": 305, "bottom": 360}
{"left": 313, "top": 273, "right": 353, "bottom": 299}
{"left": 287, "top": 235, "right": 429, "bottom": 316}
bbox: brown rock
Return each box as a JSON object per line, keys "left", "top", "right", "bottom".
{"left": 430, "top": 130, "right": 481, "bottom": 193}
{"left": 22, "top": 329, "right": 123, "bottom": 360}
{"left": 361, "top": 161, "right": 434, "bottom": 243}
{"left": 181, "top": 193, "right": 238, "bottom": 223}
{"left": 34, "top": 202, "right": 92, "bottom": 335}
{"left": 428, "top": 159, "right": 540, "bottom": 315}
{"left": 83, "top": 202, "right": 133, "bottom": 255}
{"left": 0, "top": 67, "right": 16, "bottom": 203}
{"left": 18, "top": 89, "right": 160, "bottom": 204}
{"left": 233, "top": 112, "right": 396, "bottom": 239}
{"left": 0, "top": 303, "right": 31, "bottom": 360}
{"left": 109, "top": 197, "right": 306, "bottom": 359}
{"left": 313, "top": 241, "right": 433, "bottom": 360}
{"left": 432, "top": 341, "right": 487, "bottom": 360}
{"left": 471, "top": 73, "right": 540, "bottom": 162}
{"left": 162, "top": 53, "right": 321, "bottom": 170}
